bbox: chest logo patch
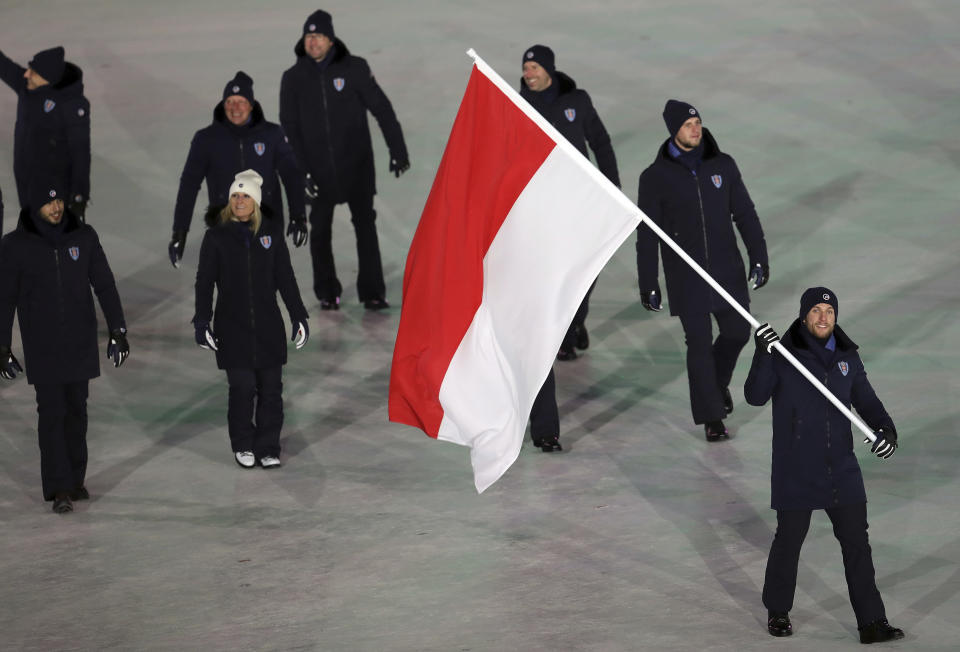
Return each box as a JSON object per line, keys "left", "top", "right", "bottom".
{"left": 68, "top": 246, "right": 79, "bottom": 261}
{"left": 333, "top": 77, "right": 345, "bottom": 91}
{"left": 711, "top": 174, "right": 722, "bottom": 188}
{"left": 564, "top": 108, "right": 576, "bottom": 122}
{"left": 44, "top": 99, "right": 56, "bottom": 113}
{"left": 254, "top": 142, "right": 266, "bottom": 156}
{"left": 260, "top": 235, "right": 272, "bottom": 249}
{"left": 838, "top": 361, "right": 849, "bottom": 376}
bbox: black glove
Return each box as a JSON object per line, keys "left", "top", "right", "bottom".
{"left": 865, "top": 425, "right": 897, "bottom": 459}
{"left": 169, "top": 231, "right": 187, "bottom": 268}
{"left": 305, "top": 174, "right": 320, "bottom": 200}
{"left": 754, "top": 322, "right": 780, "bottom": 354}
{"left": 106, "top": 327, "right": 129, "bottom": 368}
{"left": 749, "top": 263, "right": 769, "bottom": 290}
{"left": 640, "top": 288, "right": 662, "bottom": 312}
{"left": 292, "top": 319, "right": 309, "bottom": 350}
{"left": 194, "top": 320, "right": 218, "bottom": 351}
{"left": 0, "top": 345, "right": 23, "bottom": 380}
{"left": 389, "top": 157, "right": 410, "bottom": 178}
{"left": 287, "top": 215, "right": 308, "bottom": 248}
{"left": 68, "top": 195, "right": 88, "bottom": 223}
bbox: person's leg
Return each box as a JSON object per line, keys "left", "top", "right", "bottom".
{"left": 308, "top": 199, "right": 342, "bottom": 304}
{"left": 253, "top": 366, "right": 284, "bottom": 462}
{"left": 530, "top": 367, "right": 560, "bottom": 451}
{"left": 63, "top": 380, "right": 89, "bottom": 496}
{"left": 762, "top": 509, "right": 813, "bottom": 616}
{"left": 677, "top": 312, "right": 725, "bottom": 424}
{"left": 826, "top": 503, "right": 886, "bottom": 628}
{"left": 712, "top": 307, "right": 751, "bottom": 393}
{"left": 34, "top": 383, "right": 72, "bottom": 501}
{"left": 347, "top": 194, "right": 386, "bottom": 303}
{"left": 225, "top": 368, "right": 257, "bottom": 460}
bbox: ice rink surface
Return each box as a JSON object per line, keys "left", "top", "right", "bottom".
{"left": 1, "top": 0, "right": 958, "bottom": 649}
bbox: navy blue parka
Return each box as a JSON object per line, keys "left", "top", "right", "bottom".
{"left": 635, "top": 128, "right": 767, "bottom": 316}
{"left": 0, "top": 208, "right": 125, "bottom": 384}
{"left": 0, "top": 52, "right": 91, "bottom": 207}
{"left": 744, "top": 320, "right": 894, "bottom": 511}
{"left": 173, "top": 101, "right": 304, "bottom": 238}
{"left": 279, "top": 38, "right": 408, "bottom": 205}
{"left": 519, "top": 71, "right": 620, "bottom": 187}
{"left": 194, "top": 215, "right": 308, "bottom": 371}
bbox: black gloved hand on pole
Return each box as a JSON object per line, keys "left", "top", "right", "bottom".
{"left": 754, "top": 322, "right": 779, "bottom": 354}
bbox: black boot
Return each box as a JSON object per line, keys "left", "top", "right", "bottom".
{"left": 859, "top": 619, "right": 904, "bottom": 644}
{"left": 70, "top": 486, "right": 90, "bottom": 500}
{"left": 575, "top": 324, "right": 589, "bottom": 350}
{"left": 767, "top": 612, "right": 792, "bottom": 637}
{"left": 704, "top": 420, "right": 729, "bottom": 442}
{"left": 534, "top": 436, "right": 563, "bottom": 453}
{"left": 52, "top": 493, "right": 73, "bottom": 514}
{"left": 722, "top": 387, "right": 733, "bottom": 415}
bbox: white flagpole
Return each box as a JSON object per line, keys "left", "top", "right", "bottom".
{"left": 465, "top": 49, "right": 878, "bottom": 444}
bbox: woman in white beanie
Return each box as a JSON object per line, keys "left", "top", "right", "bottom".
{"left": 193, "top": 170, "right": 310, "bottom": 469}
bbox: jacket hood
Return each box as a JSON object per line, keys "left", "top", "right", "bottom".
{"left": 654, "top": 126, "right": 721, "bottom": 164}
{"left": 785, "top": 318, "right": 858, "bottom": 353}
{"left": 52, "top": 61, "right": 83, "bottom": 92}
{"left": 204, "top": 202, "right": 275, "bottom": 228}
{"left": 213, "top": 99, "right": 266, "bottom": 126}
{"left": 293, "top": 36, "right": 349, "bottom": 61}
{"left": 518, "top": 70, "right": 577, "bottom": 96}
{"left": 17, "top": 206, "right": 82, "bottom": 235}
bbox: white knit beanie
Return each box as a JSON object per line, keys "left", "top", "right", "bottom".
{"left": 228, "top": 169, "right": 263, "bottom": 206}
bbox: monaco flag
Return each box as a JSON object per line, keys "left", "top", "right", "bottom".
{"left": 389, "top": 52, "right": 641, "bottom": 493}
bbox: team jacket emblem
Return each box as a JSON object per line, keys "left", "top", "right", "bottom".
{"left": 838, "top": 361, "right": 849, "bottom": 376}
{"left": 333, "top": 77, "right": 345, "bottom": 91}
{"left": 711, "top": 174, "right": 722, "bottom": 188}
{"left": 564, "top": 108, "right": 576, "bottom": 122}
{"left": 260, "top": 235, "right": 272, "bottom": 249}
{"left": 68, "top": 246, "right": 80, "bottom": 261}
{"left": 254, "top": 142, "right": 266, "bottom": 156}
{"left": 44, "top": 99, "right": 56, "bottom": 113}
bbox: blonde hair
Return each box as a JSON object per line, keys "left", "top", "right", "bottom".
{"left": 220, "top": 200, "right": 262, "bottom": 234}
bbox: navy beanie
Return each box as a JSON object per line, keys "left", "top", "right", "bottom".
{"left": 663, "top": 99, "right": 701, "bottom": 137}
{"left": 303, "top": 9, "right": 335, "bottom": 39}
{"left": 800, "top": 287, "right": 838, "bottom": 321}
{"left": 522, "top": 44, "right": 555, "bottom": 79}
{"left": 223, "top": 71, "right": 255, "bottom": 104}
{"left": 29, "top": 46, "right": 66, "bottom": 85}
{"left": 29, "top": 176, "right": 64, "bottom": 216}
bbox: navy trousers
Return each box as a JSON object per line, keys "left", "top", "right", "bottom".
{"left": 35, "top": 381, "right": 89, "bottom": 500}
{"left": 225, "top": 366, "right": 284, "bottom": 458}
{"left": 308, "top": 194, "right": 385, "bottom": 303}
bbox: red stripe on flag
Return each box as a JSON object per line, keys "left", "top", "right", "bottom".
{"left": 389, "top": 66, "right": 555, "bottom": 437}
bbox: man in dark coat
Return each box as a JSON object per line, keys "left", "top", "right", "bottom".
{"left": 0, "top": 46, "right": 91, "bottom": 219}
{"left": 519, "top": 44, "right": 620, "bottom": 361}
{"left": 636, "top": 99, "right": 769, "bottom": 441}
{"left": 744, "top": 287, "right": 904, "bottom": 644}
{"left": 280, "top": 9, "right": 409, "bottom": 311}
{"left": 168, "top": 71, "right": 306, "bottom": 268}
{"left": 0, "top": 178, "right": 129, "bottom": 514}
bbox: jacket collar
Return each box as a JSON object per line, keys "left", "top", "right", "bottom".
{"left": 785, "top": 318, "right": 858, "bottom": 353}
{"left": 17, "top": 206, "right": 81, "bottom": 236}
{"left": 655, "top": 126, "right": 721, "bottom": 166}
{"left": 293, "top": 36, "right": 350, "bottom": 63}
{"left": 213, "top": 100, "right": 266, "bottom": 127}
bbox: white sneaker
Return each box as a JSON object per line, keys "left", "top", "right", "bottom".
{"left": 234, "top": 451, "right": 256, "bottom": 468}
{"left": 259, "top": 455, "right": 281, "bottom": 469}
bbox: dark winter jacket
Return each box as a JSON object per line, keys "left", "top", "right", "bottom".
{"left": 0, "top": 52, "right": 91, "bottom": 207}
{"left": 519, "top": 71, "right": 620, "bottom": 187}
{"left": 172, "top": 101, "right": 304, "bottom": 237}
{"left": 635, "top": 128, "right": 767, "bottom": 316}
{"left": 194, "top": 216, "right": 308, "bottom": 370}
{"left": 0, "top": 208, "right": 125, "bottom": 384}
{"left": 744, "top": 320, "right": 894, "bottom": 510}
{"left": 280, "top": 38, "right": 408, "bottom": 204}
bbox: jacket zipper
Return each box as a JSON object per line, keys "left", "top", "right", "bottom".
{"left": 246, "top": 240, "right": 257, "bottom": 368}
{"left": 239, "top": 140, "right": 245, "bottom": 170}
{"left": 319, "top": 70, "right": 338, "bottom": 186}
{"left": 693, "top": 172, "right": 710, "bottom": 270}
{"left": 54, "top": 249, "right": 64, "bottom": 326}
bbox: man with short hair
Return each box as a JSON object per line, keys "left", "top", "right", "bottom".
{"left": 280, "top": 9, "right": 409, "bottom": 311}
{"left": 0, "top": 46, "right": 91, "bottom": 219}
{"left": 744, "top": 287, "right": 904, "bottom": 644}
{"left": 168, "top": 71, "right": 306, "bottom": 268}
{"left": 636, "top": 100, "right": 769, "bottom": 441}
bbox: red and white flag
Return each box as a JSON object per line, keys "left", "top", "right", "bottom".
{"left": 389, "top": 52, "right": 641, "bottom": 493}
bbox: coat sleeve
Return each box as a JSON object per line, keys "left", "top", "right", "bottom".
{"left": 275, "top": 126, "right": 305, "bottom": 218}
{"left": 850, "top": 357, "right": 894, "bottom": 431}
{"left": 273, "top": 238, "right": 308, "bottom": 323}
{"left": 63, "top": 97, "right": 92, "bottom": 202}
{"left": 0, "top": 236, "right": 21, "bottom": 348}
{"left": 744, "top": 348, "right": 777, "bottom": 406}
{"left": 279, "top": 70, "right": 308, "bottom": 173}
{"left": 86, "top": 228, "right": 126, "bottom": 332}
{"left": 356, "top": 60, "right": 408, "bottom": 162}
{"left": 193, "top": 231, "right": 217, "bottom": 324}
{"left": 172, "top": 131, "right": 208, "bottom": 234}
{"left": 635, "top": 169, "right": 662, "bottom": 293}
{"left": 728, "top": 158, "right": 768, "bottom": 267}
{"left": 582, "top": 94, "right": 620, "bottom": 188}
{"left": 0, "top": 51, "right": 25, "bottom": 92}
